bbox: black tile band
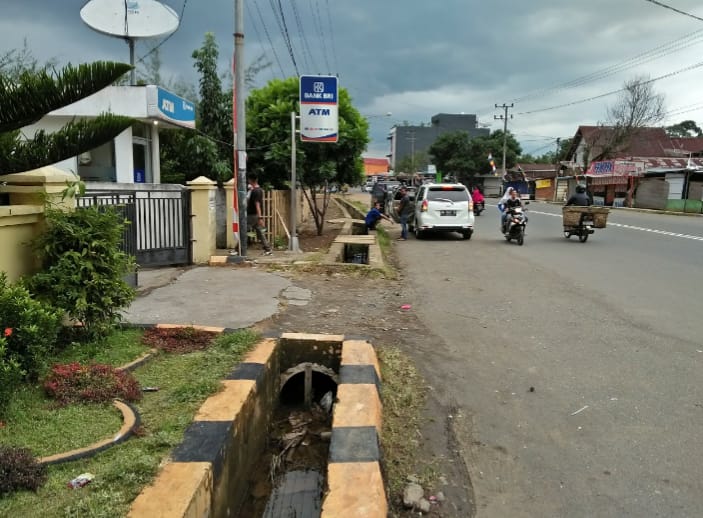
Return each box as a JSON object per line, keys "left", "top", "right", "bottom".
{"left": 172, "top": 421, "right": 232, "bottom": 479}
{"left": 340, "top": 364, "right": 380, "bottom": 390}
{"left": 329, "top": 426, "right": 380, "bottom": 463}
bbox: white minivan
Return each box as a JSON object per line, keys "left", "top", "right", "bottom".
{"left": 413, "top": 183, "right": 474, "bottom": 240}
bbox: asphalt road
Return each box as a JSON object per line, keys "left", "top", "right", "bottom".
{"left": 398, "top": 203, "right": 703, "bottom": 517}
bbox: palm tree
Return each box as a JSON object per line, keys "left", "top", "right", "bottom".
{"left": 0, "top": 62, "right": 134, "bottom": 174}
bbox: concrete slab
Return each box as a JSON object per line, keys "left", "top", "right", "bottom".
{"left": 123, "top": 267, "right": 291, "bottom": 329}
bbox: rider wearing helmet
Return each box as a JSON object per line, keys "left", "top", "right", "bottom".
{"left": 565, "top": 184, "right": 590, "bottom": 207}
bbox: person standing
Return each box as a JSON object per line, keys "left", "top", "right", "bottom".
{"left": 397, "top": 186, "right": 411, "bottom": 240}
{"left": 246, "top": 173, "right": 272, "bottom": 256}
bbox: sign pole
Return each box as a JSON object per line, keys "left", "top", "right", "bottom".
{"left": 290, "top": 111, "right": 301, "bottom": 252}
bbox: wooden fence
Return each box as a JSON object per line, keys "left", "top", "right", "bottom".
{"left": 256, "top": 190, "right": 311, "bottom": 246}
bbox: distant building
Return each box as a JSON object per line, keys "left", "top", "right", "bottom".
{"left": 387, "top": 113, "right": 489, "bottom": 173}
{"left": 363, "top": 157, "right": 389, "bottom": 179}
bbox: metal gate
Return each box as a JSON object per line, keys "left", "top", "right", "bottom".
{"left": 79, "top": 188, "right": 192, "bottom": 267}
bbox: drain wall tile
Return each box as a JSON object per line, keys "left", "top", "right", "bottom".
{"left": 341, "top": 340, "right": 382, "bottom": 380}
{"left": 194, "top": 379, "right": 255, "bottom": 422}
{"left": 128, "top": 462, "right": 212, "bottom": 518}
{"left": 322, "top": 462, "right": 387, "bottom": 518}
{"left": 332, "top": 384, "right": 382, "bottom": 432}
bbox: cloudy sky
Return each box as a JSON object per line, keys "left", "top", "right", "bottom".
{"left": 4, "top": 0, "right": 703, "bottom": 157}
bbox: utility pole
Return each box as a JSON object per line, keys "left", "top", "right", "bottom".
{"left": 406, "top": 130, "right": 416, "bottom": 175}
{"left": 494, "top": 103, "right": 513, "bottom": 176}
{"left": 233, "top": 0, "right": 247, "bottom": 256}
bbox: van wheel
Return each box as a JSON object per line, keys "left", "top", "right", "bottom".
{"left": 462, "top": 230, "right": 472, "bottom": 240}
{"left": 414, "top": 227, "right": 424, "bottom": 239}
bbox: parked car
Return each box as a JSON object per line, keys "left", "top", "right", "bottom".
{"left": 413, "top": 183, "right": 474, "bottom": 240}
{"left": 370, "top": 180, "right": 401, "bottom": 212}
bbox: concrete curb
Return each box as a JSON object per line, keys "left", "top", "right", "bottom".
{"left": 544, "top": 200, "right": 703, "bottom": 217}
{"left": 37, "top": 400, "right": 141, "bottom": 466}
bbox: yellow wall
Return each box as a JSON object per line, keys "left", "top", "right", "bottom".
{"left": 0, "top": 205, "right": 43, "bottom": 282}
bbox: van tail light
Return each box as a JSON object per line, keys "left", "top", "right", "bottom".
{"left": 421, "top": 200, "right": 428, "bottom": 212}
{"left": 469, "top": 201, "right": 474, "bottom": 211}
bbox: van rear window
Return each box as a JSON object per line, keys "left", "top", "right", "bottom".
{"left": 427, "top": 187, "right": 469, "bottom": 202}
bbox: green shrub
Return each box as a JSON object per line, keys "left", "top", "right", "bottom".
{"left": 0, "top": 273, "right": 62, "bottom": 380}
{"left": 0, "top": 445, "right": 47, "bottom": 495}
{"left": 43, "top": 362, "right": 142, "bottom": 406}
{"left": 27, "top": 205, "right": 136, "bottom": 339}
{"left": 0, "top": 336, "right": 24, "bottom": 414}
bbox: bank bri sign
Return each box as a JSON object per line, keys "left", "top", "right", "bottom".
{"left": 299, "top": 75, "right": 338, "bottom": 143}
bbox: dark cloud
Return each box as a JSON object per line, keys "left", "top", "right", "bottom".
{"left": 4, "top": 0, "right": 703, "bottom": 156}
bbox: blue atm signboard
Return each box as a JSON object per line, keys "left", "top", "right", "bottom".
{"left": 299, "top": 75, "right": 338, "bottom": 143}
{"left": 146, "top": 86, "right": 196, "bottom": 129}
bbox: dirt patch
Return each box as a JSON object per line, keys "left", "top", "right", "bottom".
{"left": 141, "top": 327, "right": 218, "bottom": 354}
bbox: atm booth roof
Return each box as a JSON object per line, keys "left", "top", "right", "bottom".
{"left": 45, "top": 84, "right": 196, "bottom": 130}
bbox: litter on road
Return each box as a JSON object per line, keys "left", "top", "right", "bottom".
{"left": 570, "top": 405, "right": 589, "bottom": 416}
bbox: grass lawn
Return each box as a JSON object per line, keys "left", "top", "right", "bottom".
{"left": 0, "top": 327, "right": 259, "bottom": 518}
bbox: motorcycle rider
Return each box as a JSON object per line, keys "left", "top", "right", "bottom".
{"left": 472, "top": 187, "right": 485, "bottom": 213}
{"left": 500, "top": 188, "right": 524, "bottom": 232}
{"left": 565, "top": 184, "right": 590, "bottom": 206}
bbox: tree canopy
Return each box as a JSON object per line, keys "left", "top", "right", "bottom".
{"left": 429, "top": 130, "right": 521, "bottom": 183}
{"left": 665, "top": 119, "right": 702, "bottom": 138}
{"left": 246, "top": 77, "right": 368, "bottom": 233}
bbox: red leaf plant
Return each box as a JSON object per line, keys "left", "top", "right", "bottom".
{"left": 43, "top": 362, "right": 141, "bottom": 406}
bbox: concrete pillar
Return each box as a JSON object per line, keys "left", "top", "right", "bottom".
{"left": 0, "top": 166, "right": 78, "bottom": 209}
{"left": 223, "top": 178, "right": 238, "bottom": 249}
{"left": 151, "top": 123, "right": 161, "bottom": 184}
{"left": 187, "top": 176, "right": 217, "bottom": 264}
{"left": 115, "top": 127, "right": 133, "bottom": 183}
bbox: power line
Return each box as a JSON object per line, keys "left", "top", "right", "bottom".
{"left": 290, "top": 0, "right": 316, "bottom": 72}
{"left": 252, "top": 0, "right": 286, "bottom": 77}
{"left": 270, "top": 0, "right": 299, "bottom": 75}
{"left": 475, "top": 26, "right": 703, "bottom": 119}
{"left": 309, "top": 0, "right": 331, "bottom": 72}
{"left": 642, "top": 0, "right": 703, "bottom": 23}
{"left": 518, "top": 59, "right": 703, "bottom": 116}
{"left": 324, "top": 0, "right": 339, "bottom": 72}
{"left": 244, "top": 1, "right": 275, "bottom": 81}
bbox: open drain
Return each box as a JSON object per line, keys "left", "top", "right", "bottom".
{"left": 239, "top": 363, "right": 338, "bottom": 517}
{"left": 344, "top": 243, "right": 369, "bottom": 264}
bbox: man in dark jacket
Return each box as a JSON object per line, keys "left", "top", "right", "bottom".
{"left": 565, "top": 184, "right": 590, "bottom": 206}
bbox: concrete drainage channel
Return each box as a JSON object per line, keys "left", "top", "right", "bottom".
{"left": 128, "top": 333, "right": 386, "bottom": 518}
{"left": 324, "top": 198, "right": 384, "bottom": 268}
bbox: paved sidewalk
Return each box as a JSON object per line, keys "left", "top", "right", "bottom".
{"left": 123, "top": 266, "right": 311, "bottom": 329}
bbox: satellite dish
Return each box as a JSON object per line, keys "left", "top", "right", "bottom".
{"left": 80, "top": 0, "right": 180, "bottom": 84}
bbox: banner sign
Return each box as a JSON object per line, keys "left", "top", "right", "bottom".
{"left": 299, "top": 75, "right": 338, "bottom": 143}
{"left": 587, "top": 160, "right": 645, "bottom": 176}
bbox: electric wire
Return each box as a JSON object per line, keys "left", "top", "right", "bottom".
{"left": 309, "top": 0, "right": 331, "bottom": 72}
{"left": 642, "top": 0, "right": 703, "bottom": 23}
{"left": 475, "top": 26, "right": 703, "bottom": 119}
{"left": 251, "top": 0, "right": 286, "bottom": 78}
{"left": 324, "top": 0, "right": 339, "bottom": 73}
{"left": 290, "top": 0, "right": 317, "bottom": 72}
{"left": 517, "top": 59, "right": 703, "bottom": 116}
{"left": 269, "top": 0, "right": 299, "bottom": 75}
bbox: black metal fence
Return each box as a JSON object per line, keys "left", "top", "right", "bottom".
{"left": 79, "top": 188, "right": 192, "bottom": 268}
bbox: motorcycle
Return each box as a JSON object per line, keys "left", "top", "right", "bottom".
{"left": 501, "top": 204, "right": 528, "bottom": 246}
{"left": 473, "top": 201, "right": 485, "bottom": 216}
